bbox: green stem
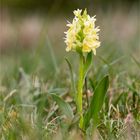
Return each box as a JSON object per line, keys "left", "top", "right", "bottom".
{"left": 77, "top": 54, "right": 85, "bottom": 129}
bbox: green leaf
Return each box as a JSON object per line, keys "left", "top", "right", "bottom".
{"left": 51, "top": 94, "right": 74, "bottom": 120}
{"left": 84, "top": 52, "right": 93, "bottom": 76}
{"left": 83, "top": 75, "right": 109, "bottom": 131}
{"left": 65, "top": 58, "right": 76, "bottom": 99}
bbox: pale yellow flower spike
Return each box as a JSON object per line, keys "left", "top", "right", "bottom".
{"left": 64, "top": 9, "right": 100, "bottom": 55}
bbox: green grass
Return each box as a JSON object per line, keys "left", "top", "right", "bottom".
{"left": 0, "top": 13, "right": 140, "bottom": 139}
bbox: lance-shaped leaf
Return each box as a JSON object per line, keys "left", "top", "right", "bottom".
{"left": 51, "top": 94, "right": 74, "bottom": 120}
{"left": 83, "top": 75, "right": 109, "bottom": 130}
{"left": 65, "top": 58, "right": 76, "bottom": 99}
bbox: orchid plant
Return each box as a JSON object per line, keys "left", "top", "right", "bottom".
{"left": 53, "top": 9, "right": 109, "bottom": 135}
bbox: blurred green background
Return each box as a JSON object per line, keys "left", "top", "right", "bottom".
{"left": 1, "top": 0, "right": 139, "bottom": 12}
{"left": 0, "top": 0, "right": 139, "bottom": 80}
{"left": 0, "top": 0, "right": 139, "bottom": 83}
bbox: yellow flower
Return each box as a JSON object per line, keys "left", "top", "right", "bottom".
{"left": 64, "top": 9, "right": 100, "bottom": 55}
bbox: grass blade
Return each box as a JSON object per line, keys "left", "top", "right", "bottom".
{"left": 96, "top": 64, "right": 109, "bottom": 82}
{"left": 46, "top": 36, "right": 58, "bottom": 73}
{"left": 132, "top": 56, "right": 140, "bottom": 69}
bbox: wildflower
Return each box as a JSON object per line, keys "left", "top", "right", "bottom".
{"left": 64, "top": 9, "right": 104, "bottom": 130}
{"left": 64, "top": 9, "right": 100, "bottom": 55}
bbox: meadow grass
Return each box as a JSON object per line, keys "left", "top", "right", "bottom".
{"left": 0, "top": 11, "right": 140, "bottom": 140}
